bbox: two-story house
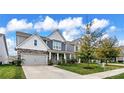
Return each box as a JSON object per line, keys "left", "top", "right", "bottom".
{"left": 0, "top": 33, "right": 9, "bottom": 64}
{"left": 16, "top": 29, "right": 76, "bottom": 65}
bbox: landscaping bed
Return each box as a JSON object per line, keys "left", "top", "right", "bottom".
{"left": 56, "top": 63, "right": 124, "bottom": 75}
{"left": 0, "top": 65, "right": 26, "bottom": 79}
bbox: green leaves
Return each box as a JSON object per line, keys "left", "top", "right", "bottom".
{"left": 96, "top": 37, "right": 120, "bottom": 63}
{"left": 77, "top": 22, "right": 120, "bottom": 64}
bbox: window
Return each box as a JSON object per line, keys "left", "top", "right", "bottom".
{"left": 34, "top": 40, "right": 37, "bottom": 46}
{"left": 53, "top": 41, "right": 62, "bottom": 50}
{"left": 76, "top": 46, "right": 78, "bottom": 51}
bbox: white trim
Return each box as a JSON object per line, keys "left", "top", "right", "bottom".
{"left": 70, "top": 54, "right": 72, "bottom": 59}
{"left": 49, "top": 52, "right": 51, "bottom": 60}
{"left": 57, "top": 53, "right": 59, "bottom": 61}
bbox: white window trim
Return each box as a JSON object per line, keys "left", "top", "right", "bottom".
{"left": 53, "top": 41, "right": 62, "bottom": 50}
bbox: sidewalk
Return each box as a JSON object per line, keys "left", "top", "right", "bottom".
{"left": 108, "top": 63, "right": 124, "bottom": 66}
{"left": 81, "top": 68, "right": 124, "bottom": 79}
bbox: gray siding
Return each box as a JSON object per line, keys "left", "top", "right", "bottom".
{"left": 47, "top": 40, "right": 53, "bottom": 49}
{"left": 62, "top": 42, "right": 65, "bottom": 51}
{"left": 47, "top": 40, "right": 74, "bottom": 52}
{"left": 66, "top": 44, "right": 74, "bottom": 52}
{"left": 48, "top": 40, "right": 65, "bottom": 51}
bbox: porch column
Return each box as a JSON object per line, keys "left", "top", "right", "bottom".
{"left": 70, "top": 54, "right": 72, "bottom": 59}
{"left": 64, "top": 53, "right": 66, "bottom": 62}
{"left": 57, "top": 53, "right": 59, "bottom": 61}
{"left": 78, "top": 58, "right": 81, "bottom": 63}
{"left": 74, "top": 54, "right": 76, "bottom": 59}
{"left": 49, "top": 52, "right": 51, "bottom": 60}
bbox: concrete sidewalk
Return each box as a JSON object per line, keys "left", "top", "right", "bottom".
{"left": 80, "top": 68, "right": 124, "bottom": 79}
{"left": 108, "top": 63, "right": 124, "bottom": 66}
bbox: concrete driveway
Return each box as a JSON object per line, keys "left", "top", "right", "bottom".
{"left": 22, "top": 65, "right": 85, "bottom": 79}
{"left": 22, "top": 64, "right": 124, "bottom": 79}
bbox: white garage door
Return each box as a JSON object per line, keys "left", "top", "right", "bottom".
{"left": 22, "top": 54, "right": 48, "bottom": 65}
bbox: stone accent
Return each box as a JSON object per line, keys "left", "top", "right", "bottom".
{"left": 16, "top": 48, "right": 48, "bottom": 55}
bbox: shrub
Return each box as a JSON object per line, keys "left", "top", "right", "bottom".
{"left": 12, "top": 61, "right": 15, "bottom": 65}
{"left": 13, "top": 59, "right": 24, "bottom": 66}
{"left": 62, "top": 59, "right": 66, "bottom": 64}
{"left": 66, "top": 58, "right": 78, "bottom": 64}
{"left": 9, "top": 61, "right": 15, "bottom": 65}
{"left": 0, "top": 62, "right": 2, "bottom": 65}
{"left": 57, "top": 61, "right": 62, "bottom": 65}
{"left": 48, "top": 60, "right": 53, "bottom": 65}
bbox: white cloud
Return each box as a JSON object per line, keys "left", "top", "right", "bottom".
{"left": 101, "top": 33, "right": 109, "bottom": 40}
{"left": 108, "top": 26, "right": 117, "bottom": 32}
{"left": 34, "top": 16, "right": 83, "bottom": 31}
{"left": 59, "top": 17, "right": 83, "bottom": 41}
{"left": 0, "top": 27, "right": 6, "bottom": 34}
{"left": 7, "top": 18, "right": 33, "bottom": 31}
{"left": 6, "top": 38, "right": 16, "bottom": 56}
{"left": 58, "top": 17, "right": 83, "bottom": 30}
{"left": 34, "top": 16, "right": 84, "bottom": 41}
{"left": 34, "top": 16, "right": 58, "bottom": 31}
{"left": 62, "top": 29, "right": 82, "bottom": 41}
{"left": 91, "top": 18, "right": 109, "bottom": 31}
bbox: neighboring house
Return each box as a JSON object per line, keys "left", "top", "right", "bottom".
{"left": 116, "top": 46, "right": 124, "bottom": 62}
{"left": 72, "top": 38, "right": 82, "bottom": 52}
{"left": 16, "top": 29, "right": 77, "bottom": 65}
{"left": 0, "top": 34, "right": 9, "bottom": 64}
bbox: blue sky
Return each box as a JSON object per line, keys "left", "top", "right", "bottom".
{"left": 0, "top": 14, "right": 124, "bottom": 55}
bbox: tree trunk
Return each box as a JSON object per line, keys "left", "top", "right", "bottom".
{"left": 87, "top": 59, "right": 90, "bottom": 67}
{"left": 105, "top": 59, "right": 108, "bottom": 65}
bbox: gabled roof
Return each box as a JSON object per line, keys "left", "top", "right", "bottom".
{"left": 0, "top": 34, "right": 9, "bottom": 56}
{"left": 16, "top": 33, "right": 50, "bottom": 50}
{"left": 71, "top": 38, "right": 82, "bottom": 44}
{"left": 16, "top": 31, "right": 51, "bottom": 42}
{"left": 16, "top": 31, "right": 31, "bottom": 37}
{"left": 47, "top": 29, "right": 66, "bottom": 42}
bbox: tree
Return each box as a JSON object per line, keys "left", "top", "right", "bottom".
{"left": 77, "top": 23, "right": 104, "bottom": 65}
{"left": 96, "top": 37, "right": 120, "bottom": 64}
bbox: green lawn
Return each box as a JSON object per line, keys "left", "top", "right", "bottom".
{"left": 56, "top": 63, "right": 124, "bottom": 75}
{"left": 105, "top": 73, "right": 124, "bottom": 79}
{"left": 0, "top": 65, "right": 26, "bottom": 79}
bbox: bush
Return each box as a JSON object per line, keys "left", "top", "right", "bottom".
{"left": 67, "top": 58, "right": 78, "bottom": 64}
{"left": 9, "top": 61, "right": 15, "bottom": 65}
{"left": 58, "top": 59, "right": 66, "bottom": 65}
{"left": 48, "top": 60, "right": 53, "bottom": 65}
{"left": 0, "top": 62, "right": 2, "bottom": 65}
{"left": 12, "top": 61, "right": 15, "bottom": 65}
{"left": 57, "top": 61, "right": 62, "bottom": 65}
{"left": 13, "top": 59, "right": 24, "bottom": 66}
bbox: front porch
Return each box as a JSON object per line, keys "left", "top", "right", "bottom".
{"left": 48, "top": 50, "right": 75, "bottom": 64}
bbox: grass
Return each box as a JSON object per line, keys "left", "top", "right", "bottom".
{"left": 56, "top": 63, "right": 124, "bottom": 75}
{"left": 105, "top": 73, "right": 124, "bottom": 79}
{"left": 0, "top": 65, "right": 26, "bottom": 79}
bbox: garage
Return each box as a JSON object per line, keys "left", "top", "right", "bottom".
{"left": 21, "top": 54, "right": 48, "bottom": 65}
